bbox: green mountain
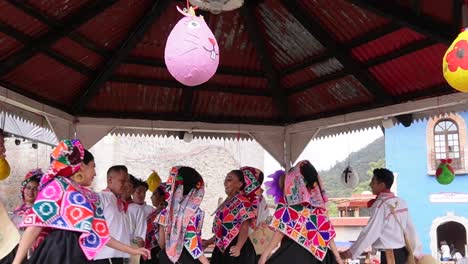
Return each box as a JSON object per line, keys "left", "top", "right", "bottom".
{"left": 320, "top": 136, "right": 385, "bottom": 198}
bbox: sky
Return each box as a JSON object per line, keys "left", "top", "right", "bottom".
{"left": 263, "top": 127, "right": 384, "bottom": 176}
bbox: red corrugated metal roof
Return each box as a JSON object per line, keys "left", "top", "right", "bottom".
{"left": 87, "top": 82, "right": 183, "bottom": 113}
{"left": 257, "top": 0, "right": 326, "bottom": 70}
{"left": 27, "top": 0, "right": 89, "bottom": 21}
{"left": 420, "top": 0, "right": 454, "bottom": 25}
{"left": 299, "top": 0, "right": 389, "bottom": 43}
{"left": 352, "top": 28, "right": 426, "bottom": 63}
{"left": 115, "top": 64, "right": 173, "bottom": 80}
{"left": 77, "top": 0, "right": 152, "bottom": 50}
{"left": 206, "top": 75, "right": 269, "bottom": 91}
{"left": 0, "top": 1, "right": 47, "bottom": 37}
{"left": 207, "top": 8, "right": 263, "bottom": 72}
{"left": 3, "top": 54, "right": 87, "bottom": 106}
{"left": 288, "top": 76, "right": 373, "bottom": 118}
{"left": 51, "top": 37, "right": 104, "bottom": 70}
{"left": 129, "top": 1, "right": 182, "bottom": 60}
{"left": 193, "top": 91, "right": 278, "bottom": 120}
{"left": 281, "top": 58, "right": 344, "bottom": 89}
{"left": 0, "top": 33, "right": 22, "bottom": 60}
{"left": 369, "top": 44, "right": 447, "bottom": 96}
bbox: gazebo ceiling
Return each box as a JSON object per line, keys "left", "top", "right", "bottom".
{"left": 0, "top": 0, "right": 460, "bottom": 126}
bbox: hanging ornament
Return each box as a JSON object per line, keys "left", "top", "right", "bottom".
{"left": 443, "top": 29, "right": 468, "bottom": 92}
{"left": 146, "top": 170, "right": 161, "bottom": 192}
{"left": 341, "top": 166, "right": 359, "bottom": 188}
{"left": 164, "top": 5, "right": 219, "bottom": 86}
{"left": 435, "top": 159, "right": 455, "bottom": 185}
{"left": 0, "top": 130, "right": 10, "bottom": 181}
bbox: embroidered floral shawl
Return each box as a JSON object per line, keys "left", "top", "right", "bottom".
{"left": 269, "top": 160, "right": 335, "bottom": 261}
{"left": 213, "top": 193, "right": 255, "bottom": 252}
{"left": 240, "top": 166, "right": 264, "bottom": 228}
{"left": 21, "top": 139, "right": 111, "bottom": 260}
{"left": 22, "top": 176, "right": 111, "bottom": 260}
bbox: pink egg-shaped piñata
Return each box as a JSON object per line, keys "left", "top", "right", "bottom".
{"left": 164, "top": 7, "right": 220, "bottom": 86}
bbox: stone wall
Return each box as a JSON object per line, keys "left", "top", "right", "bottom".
{"left": 90, "top": 135, "right": 264, "bottom": 238}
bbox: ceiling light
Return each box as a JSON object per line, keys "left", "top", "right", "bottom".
{"left": 382, "top": 117, "right": 395, "bottom": 129}
{"left": 183, "top": 132, "right": 193, "bottom": 143}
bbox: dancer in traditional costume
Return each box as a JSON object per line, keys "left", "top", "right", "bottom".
{"left": 340, "top": 168, "right": 422, "bottom": 264}
{"left": 157, "top": 166, "right": 209, "bottom": 264}
{"left": 10, "top": 169, "right": 43, "bottom": 229}
{"left": 12, "top": 139, "right": 149, "bottom": 264}
{"left": 240, "top": 167, "right": 269, "bottom": 260}
{"left": 259, "top": 160, "right": 342, "bottom": 264}
{"left": 205, "top": 170, "right": 256, "bottom": 264}
{"left": 9, "top": 169, "right": 47, "bottom": 258}
{"left": 142, "top": 184, "right": 167, "bottom": 264}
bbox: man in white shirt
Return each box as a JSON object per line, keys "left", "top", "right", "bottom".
{"left": 340, "top": 168, "right": 422, "bottom": 264}
{"left": 122, "top": 174, "right": 147, "bottom": 264}
{"left": 132, "top": 178, "right": 155, "bottom": 219}
{"left": 92, "top": 165, "right": 131, "bottom": 264}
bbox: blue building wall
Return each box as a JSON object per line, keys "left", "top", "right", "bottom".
{"left": 385, "top": 113, "right": 468, "bottom": 254}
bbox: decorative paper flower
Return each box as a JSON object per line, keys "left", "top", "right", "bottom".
{"left": 265, "top": 170, "right": 285, "bottom": 203}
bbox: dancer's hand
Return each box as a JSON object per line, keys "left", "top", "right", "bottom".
{"left": 132, "top": 247, "right": 151, "bottom": 259}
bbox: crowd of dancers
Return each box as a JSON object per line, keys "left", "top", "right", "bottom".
{"left": 0, "top": 138, "right": 420, "bottom": 264}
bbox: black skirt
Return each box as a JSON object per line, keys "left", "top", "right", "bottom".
{"left": 27, "top": 229, "right": 89, "bottom": 264}
{"left": 159, "top": 247, "right": 200, "bottom": 264}
{"left": 266, "top": 237, "right": 338, "bottom": 264}
{"left": 210, "top": 237, "right": 256, "bottom": 264}
{"left": 141, "top": 246, "right": 162, "bottom": 264}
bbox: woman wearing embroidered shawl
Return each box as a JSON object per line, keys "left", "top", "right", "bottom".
{"left": 204, "top": 169, "right": 257, "bottom": 264}
{"left": 8, "top": 169, "right": 47, "bottom": 259}
{"left": 10, "top": 169, "right": 43, "bottom": 229}
{"left": 240, "top": 167, "right": 269, "bottom": 260}
{"left": 259, "top": 160, "right": 343, "bottom": 264}
{"left": 157, "top": 166, "right": 209, "bottom": 264}
{"left": 142, "top": 183, "right": 168, "bottom": 264}
{"left": 12, "top": 139, "right": 150, "bottom": 264}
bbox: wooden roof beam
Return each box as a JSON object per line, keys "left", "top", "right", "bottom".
{"left": 73, "top": 0, "right": 170, "bottom": 113}
{"left": 0, "top": 21, "right": 93, "bottom": 76}
{"left": 347, "top": 0, "right": 452, "bottom": 45}
{"left": 282, "top": 0, "right": 391, "bottom": 102}
{"left": 241, "top": 0, "right": 288, "bottom": 123}
{"left": 281, "top": 22, "right": 401, "bottom": 76}
{"left": 287, "top": 37, "right": 436, "bottom": 95}
{"left": 6, "top": 0, "right": 110, "bottom": 57}
{"left": 0, "top": 0, "right": 117, "bottom": 77}
{"left": 111, "top": 76, "right": 271, "bottom": 96}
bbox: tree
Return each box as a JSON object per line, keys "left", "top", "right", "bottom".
{"left": 352, "top": 159, "right": 386, "bottom": 194}
{"left": 327, "top": 202, "right": 339, "bottom": 217}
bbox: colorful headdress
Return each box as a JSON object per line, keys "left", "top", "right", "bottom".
{"left": 20, "top": 168, "right": 43, "bottom": 201}
{"left": 40, "top": 139, "right": 84, "bottom": 188}
{"left": 163, "top": 166, "right": 204, "bottom": 263}
{"left": 240, "top": 166, "right": 263, "bottom": 199}
{"left": 284, "top": 160, "right": 327, "bottom": 209}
